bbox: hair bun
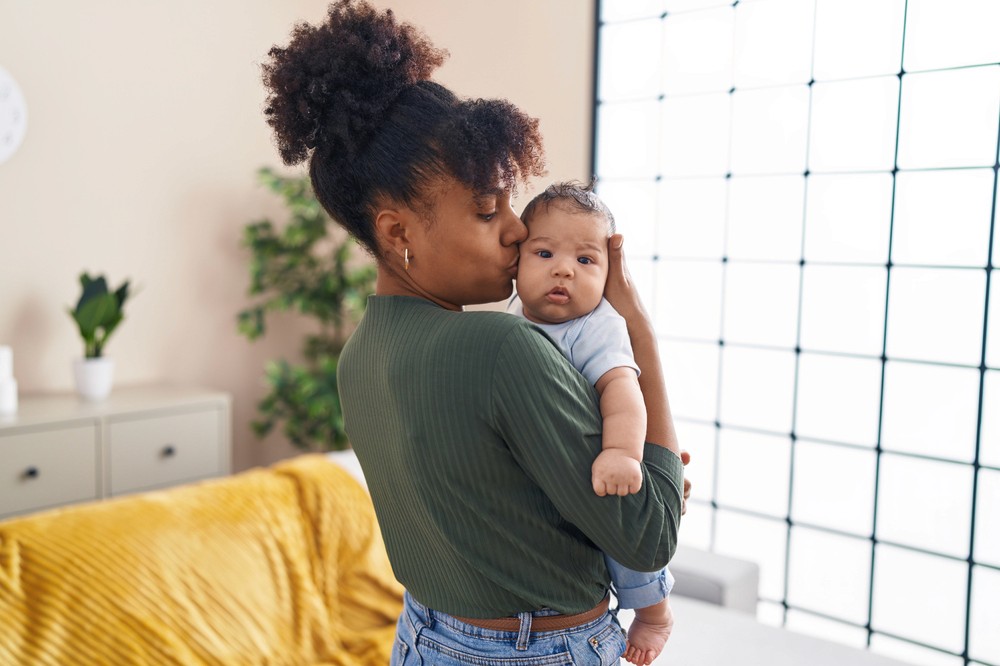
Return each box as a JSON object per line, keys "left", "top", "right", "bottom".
{"left": 263, "top": 0, "right": 447, "bottom": 165}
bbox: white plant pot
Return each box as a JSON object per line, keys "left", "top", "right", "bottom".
{"left": 73, "top": 357, "right": 115, "bottom": 402}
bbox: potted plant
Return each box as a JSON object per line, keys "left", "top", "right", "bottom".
{"left": 238, "top": 167, "right": 375, "bottom": 451}
{"left": 68, "top": 273, "right": 131, "bottom": 401}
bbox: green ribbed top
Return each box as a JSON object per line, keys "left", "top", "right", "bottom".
{"left": 338, "top": 295, "right": 685, "bottom": 617}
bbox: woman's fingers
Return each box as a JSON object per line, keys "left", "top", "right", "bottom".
{"left": 605, "top": 234, "right": 647, "bottom": 323}
{"left": 606, "top": 234, "right": 631, "bottom": 292}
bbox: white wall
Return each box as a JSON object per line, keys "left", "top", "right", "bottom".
{"left": 0, "top": 0, "right": 595, "bottom": 471}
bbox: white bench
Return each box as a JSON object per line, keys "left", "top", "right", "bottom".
{"left": 619, "top": 598, "right": 914, "bottom": 666}
{"left": 624, "top": 545, "right": 914, "bottom": 665}
{"left": 668, "top": 543, "right": 760, "bottom": 614}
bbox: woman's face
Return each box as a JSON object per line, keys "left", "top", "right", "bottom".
{"left": 406, "top": 178, "right": 527, "bottom": 310}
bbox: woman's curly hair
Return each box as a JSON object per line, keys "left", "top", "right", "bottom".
{"left": 262, "top": 0, "right": 546, "bottom": 258}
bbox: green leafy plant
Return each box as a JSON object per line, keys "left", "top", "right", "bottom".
{"left": 238, "top": 167, "right": 376, "bottom": 451}
{"left": 68, "top": 273, "right": 131, "bottom": 358}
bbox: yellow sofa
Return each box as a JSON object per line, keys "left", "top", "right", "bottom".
{"left": 0, "top": 455, "right": 404, "bottom": 665}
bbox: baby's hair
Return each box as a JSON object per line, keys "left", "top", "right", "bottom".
{"left": 520, "top": 180, "right": 616, "bottom": 235}
{"left": 261, "top": 0, "right": 546, "bottom": 259}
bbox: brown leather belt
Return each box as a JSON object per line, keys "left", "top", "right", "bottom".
{"left": 454, "top": 595, "right": 611, "bottom": 633}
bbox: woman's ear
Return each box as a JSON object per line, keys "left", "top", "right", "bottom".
{"left": 374, "top": 206, "right": 414, "bottom": 261}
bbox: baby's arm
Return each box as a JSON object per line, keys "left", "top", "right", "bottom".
{"left": 592, "top": 366, "right": 647, "bottom": 496}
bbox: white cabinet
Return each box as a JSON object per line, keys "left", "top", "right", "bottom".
{"left": 0, "top": 425, "right": 99, "bottom": 516}
{"left": 0, "top": 385, "right": 231, "bottom": 519}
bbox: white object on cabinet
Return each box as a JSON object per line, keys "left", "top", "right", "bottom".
{"left": 0, "top": 385, "right": 231, "bottom": 520}
{"left": 0, "top": 345, "right": 18, "bottom": 416}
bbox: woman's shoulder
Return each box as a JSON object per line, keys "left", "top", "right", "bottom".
{"left": 414, "top": 309, "right": 562, "bottom": 368}
{"left": 358, "top": 297, "right": 563, "bottom": 361}
{"left": 451, "top": 310, "right": 556, "bottom": 352}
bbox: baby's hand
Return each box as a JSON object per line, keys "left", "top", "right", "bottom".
{"left": 592, "top": 449, "right": 643, "bottom": 496}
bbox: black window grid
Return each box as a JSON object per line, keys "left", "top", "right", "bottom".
{"left": 592, "top": 1, "right": 1000, "bottom": 664}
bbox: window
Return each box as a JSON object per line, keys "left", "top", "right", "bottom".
{"left": 594, "top": 1, "right": 1000, "bottom": 664}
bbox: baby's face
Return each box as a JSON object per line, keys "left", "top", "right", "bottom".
{"left": 515, "top": 204, "right": 610, "bottom": 325}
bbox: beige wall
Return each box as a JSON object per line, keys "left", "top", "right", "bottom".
{"left": 0, "top": 0, "right": 595, "bottom": 471}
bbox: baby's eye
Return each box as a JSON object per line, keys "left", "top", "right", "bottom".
{"left": 537, "top": 250, "right": 552, "bottom": 259}
{"left": 578, "top": 257, "right": 593, "bottom": 265}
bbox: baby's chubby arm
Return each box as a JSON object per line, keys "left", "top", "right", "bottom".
{"left": 592, "top": 366, "right": 647, "bottom": 496}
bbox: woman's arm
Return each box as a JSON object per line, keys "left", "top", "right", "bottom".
{"left": 604, "top": 234, "right": 691, "bottom": 512}
{"left": 491, "top": 324, "right": 685, "bottom": 571}
{"left": 603, "top": 235, "right": 680, "bottom": 454}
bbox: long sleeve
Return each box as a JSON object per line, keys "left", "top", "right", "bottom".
{"left": 490, "top": 323, "right": 685, "bottom": 572}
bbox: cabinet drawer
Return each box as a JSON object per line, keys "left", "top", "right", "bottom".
{"left": 108, "top": 409, "right": 223, "bottom": 495}
{"left": 0, "top": 425, "right": 99, "bottom": 517}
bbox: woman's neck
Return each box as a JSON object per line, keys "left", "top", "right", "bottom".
{"left": 375, "top": 265, "right": 463, "bottom": 311}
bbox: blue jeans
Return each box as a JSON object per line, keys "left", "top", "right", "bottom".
{"left": 604, "top": 558, "right": 674, "bottom": 610}
{"left": 392, "top": 591, "right": 628, "bottom": 665}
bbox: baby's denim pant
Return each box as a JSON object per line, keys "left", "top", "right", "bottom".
{"left": 604, "top": 557, "right": 674, "bottom": 610}
{"left": 392, "top": 591, "right": 628, "bottom": 665}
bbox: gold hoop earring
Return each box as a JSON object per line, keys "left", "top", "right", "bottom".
{"left": 404, "top": 248, "right": 410, "bottom": 272}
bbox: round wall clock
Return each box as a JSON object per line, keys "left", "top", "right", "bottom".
{"left": 0, "top": 67, "right": 28, "bottom": 164}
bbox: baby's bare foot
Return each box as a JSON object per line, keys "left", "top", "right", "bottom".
{"left": 623, "top": 617, "right": 672, "bottom": 665}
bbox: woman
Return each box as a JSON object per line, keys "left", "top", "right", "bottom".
{"left": 262, "top": 2, "right": 687, "bottom": 664}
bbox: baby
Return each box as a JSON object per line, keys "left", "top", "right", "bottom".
{"left": 507, "top": 181, "right": 674, "bottom": 666}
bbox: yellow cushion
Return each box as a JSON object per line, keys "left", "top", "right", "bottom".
{"left": 0, "top": 454, "right": 403, "bottom": 665}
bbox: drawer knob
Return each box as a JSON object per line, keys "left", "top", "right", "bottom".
{"left": 161, "top": 445, "right": 177, "bottom": 458}
{"left": 23, "top": 467, "right": 39, "bottom": 480}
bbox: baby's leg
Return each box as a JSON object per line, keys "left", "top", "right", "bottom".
{"left": 625, "top": 600, "right": 673, "bottom": 666}
{"left": 605, "top": 556, "right": 675, "bottom": 665}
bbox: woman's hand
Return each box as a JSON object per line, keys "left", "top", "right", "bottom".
{"left": 604, "top": 234, "right": 651, "bottom": 327}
